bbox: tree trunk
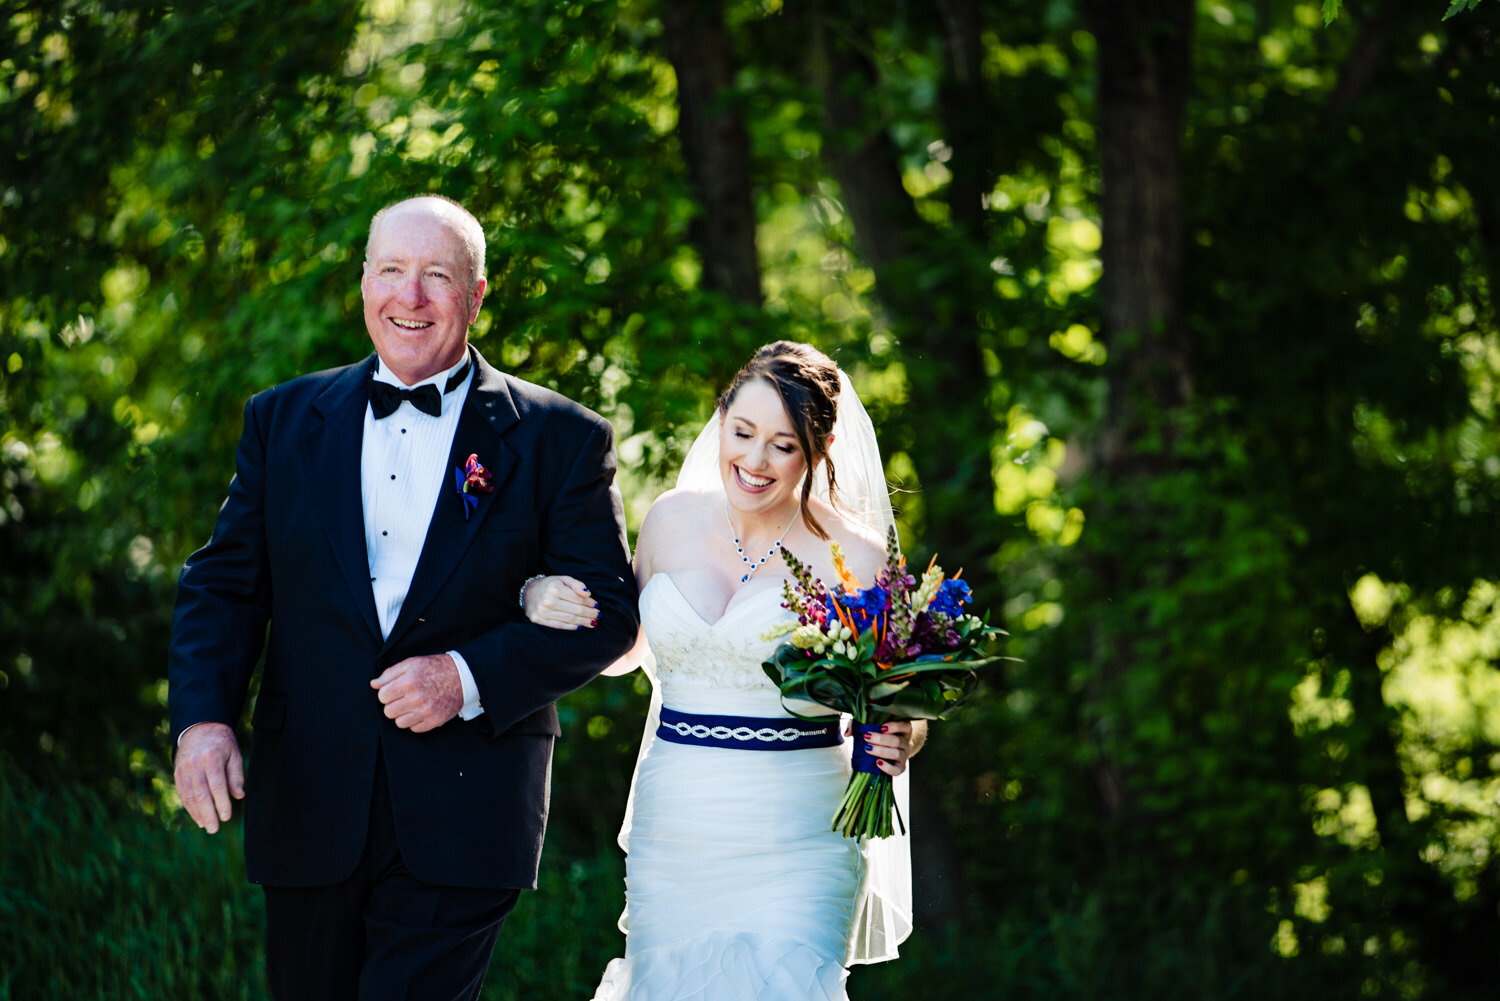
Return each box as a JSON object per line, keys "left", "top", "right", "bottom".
{"left": 1082, "top": 0, "right": 1195, "bottom": 820}
{"left": 1089, "top": 0, "right": 1194, "bottom": 439}
{"left": 934, "top": 0, "right": 988, "bottom": 234}
{"left": 660, "top": 0, "right": 762, "bottom": 305}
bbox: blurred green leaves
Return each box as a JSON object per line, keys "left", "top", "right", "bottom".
{"left": 4, "top": 1, "right": 1500, "bottom": 997}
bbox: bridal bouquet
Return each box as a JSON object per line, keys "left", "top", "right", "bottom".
{"left": 762, "top": 527, "right": 1008, "bottom": 839}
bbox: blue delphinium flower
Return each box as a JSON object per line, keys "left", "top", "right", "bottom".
{"left": 831, "top": 585, "right": 889, "bottom": 634}
{"left": 929, "top": 578, "right": 972, "bottom": 619}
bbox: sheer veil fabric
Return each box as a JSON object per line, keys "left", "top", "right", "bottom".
{"left": 619, "top": 370, "right": 914, "bottom": 966}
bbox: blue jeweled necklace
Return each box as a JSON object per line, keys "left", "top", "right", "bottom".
{"left": 725, "top": 500, "right": 798, "bottom": 583}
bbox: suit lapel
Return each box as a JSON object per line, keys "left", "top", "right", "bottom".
{"left": 381, "top": 350, "right": 520, "bottom": 652}
{"left": 302, "top": 357, "right": 384, "bottom": 643}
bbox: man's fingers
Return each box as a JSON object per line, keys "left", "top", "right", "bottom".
{"left": 178, "top": 774, "right": 212, "bottom": 830}
{"left": 375, "top": 671, "right": 411, "bottom": 704}
{"left": 207, "top": 767, "right": 234, "bottom": 822}
{"left": 173, "top": 724, "right": 241, "bottom": 833}
{"left": 393, "top": 706, "right": 434, "bottom": 730}
{"left": 192, "top": 773, "right": 224, "bottom": 832}
{"left": 227, "top": 746, "right": 246, "bottom": 799}
{"left": 371, "top": 662, "right": 410, "bottom": 690}
{"left": 373, "top": 655, "right": 460, "bottom": 731}
{"left": 382, "top": 691, "right": 431, "bottom": 724}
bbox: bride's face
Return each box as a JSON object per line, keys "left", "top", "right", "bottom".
{"left": 719, "top": 378, "right": 809, "bottom": 519}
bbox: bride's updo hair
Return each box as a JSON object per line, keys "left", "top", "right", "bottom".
{"left": 718, "top": 340, "right": 842, "bottom": 540}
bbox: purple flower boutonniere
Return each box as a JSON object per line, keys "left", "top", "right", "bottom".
{"left": 453, "top": 453, "right": 494, "bottom": 520}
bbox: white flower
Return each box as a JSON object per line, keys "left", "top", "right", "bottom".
{"left": 912, "top": 565, "right": 945, "bottom": 610}
{"left": 790, "top": 623, "right": 831, "bottom": 651}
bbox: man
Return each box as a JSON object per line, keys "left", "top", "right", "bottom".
{"left": 169, "top": 195, "right": 638, "bottom": 1000}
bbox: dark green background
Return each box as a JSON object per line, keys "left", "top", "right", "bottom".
{"left": 3, "top": 1, "right": 1499, "bottom": 997}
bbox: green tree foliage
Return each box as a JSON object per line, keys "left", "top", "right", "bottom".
{"left": 4, "top": 1, "right": 1500, "bottom": 998}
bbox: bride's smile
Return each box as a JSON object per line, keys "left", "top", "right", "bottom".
{"left": 719, "top": 378, "right": 807, "bottom": 521}
{"left": 731, "top": 465, "right": 773, "bottom": 491}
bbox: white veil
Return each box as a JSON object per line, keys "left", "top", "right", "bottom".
{"left": 629, "top": 368, "right": 913, "bottom": 965}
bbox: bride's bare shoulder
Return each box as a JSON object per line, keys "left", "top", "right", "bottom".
{"left": 637, "top": 488, "right": 719, "bottom": 565}
{"left": 644, "top": 487, "right": 718, "bottom": 525}
{"left": 809, "top": 497, "right": 888, "bottom": 578}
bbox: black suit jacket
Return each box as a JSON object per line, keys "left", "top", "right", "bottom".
{"left": 168, "top": 348, "right": 638, "bottom": 889}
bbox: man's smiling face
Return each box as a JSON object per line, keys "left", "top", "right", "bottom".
{"left": 361, "top": 201, "right": 485, "bottom": 386}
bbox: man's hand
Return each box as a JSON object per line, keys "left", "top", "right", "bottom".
{"left": 174, "top": 722, "right": 245, "bottom": 834}
{"left": 371, "top": 654, "right": 464, "bottom": 732}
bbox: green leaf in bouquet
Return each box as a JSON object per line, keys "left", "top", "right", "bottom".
{"left": 869, "top": 671, "right": 982, "bottom": 721}
{"left": 866, "top": 679, "right": 910, "bottom": 701}
{"left": 766, "top": 650, "right": 864, "bottom": 718}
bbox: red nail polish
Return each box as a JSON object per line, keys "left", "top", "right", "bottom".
{"left": 880, "top": 725, "right": 889, "bottom": 733}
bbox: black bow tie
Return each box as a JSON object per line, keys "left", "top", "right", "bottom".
{"left": 369, "top": 361, "right": 471, "bottom": 419}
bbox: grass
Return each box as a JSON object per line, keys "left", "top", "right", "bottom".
{"left": 4, "top": 757, "right": 1372, "bottom": 1000}
{"left": 1, "top": 760, "right": 267, "bottom": 1000}
{"left": 0, "top": 758, "right": 626, "bottom": 1001}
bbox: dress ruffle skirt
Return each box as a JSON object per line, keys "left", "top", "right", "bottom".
{"left": 593, "top": 930, "right": 849, "bottom": 1001}
{"left": 591, "top": 734, "right": 861, "bottom": 1000}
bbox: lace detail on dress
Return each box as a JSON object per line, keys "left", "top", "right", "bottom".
{"left": 648, "top": 629, "right": 785, "bottom": 692}
{"left": 644, "top": 577, "right": 791, "bottom": 695}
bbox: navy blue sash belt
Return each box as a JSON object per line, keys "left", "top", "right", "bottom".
{"left": 656, "top": 706, "right": 843, "bottom": 751}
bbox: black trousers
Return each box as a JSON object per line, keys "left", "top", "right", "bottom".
{"left": 262, "top": 753, "right": 519, "bottom": 1001}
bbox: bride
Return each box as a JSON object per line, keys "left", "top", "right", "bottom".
{"left": 522, "top": 341, "right": 920, "bottom": 998}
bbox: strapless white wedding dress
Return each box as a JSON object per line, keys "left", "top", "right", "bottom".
{"left": 590, "top": 574, "right": 910, "bottom": 1001}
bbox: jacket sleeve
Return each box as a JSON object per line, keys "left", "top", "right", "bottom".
{"left": 456, "top": 419, "right": 640, "bottom": 735}
{"left": 167, "top": 393, "right": 273, "bottom": 745}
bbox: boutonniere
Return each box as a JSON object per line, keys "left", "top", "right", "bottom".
{"left": 453, "top": 453, "right": 494, "bottom": 520}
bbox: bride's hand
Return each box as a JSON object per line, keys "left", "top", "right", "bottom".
{"left": 853, "top": 720, "right": 928, "bottom": 777}
{"left": 521, "top": 575, "right": 599, "bottom": 630}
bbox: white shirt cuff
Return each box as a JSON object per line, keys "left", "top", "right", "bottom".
{"left": 449, "top": 649, "right": 484, "bottom": 720}
{"left": 177, "top": 721, "right": 214, "bottom": 747}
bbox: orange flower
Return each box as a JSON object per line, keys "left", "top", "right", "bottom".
{"left": 830, "top": 542, "right": 863, "bottom": 594}
{"left": 832, "top": 598, "right": 859, "bottom": 637}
